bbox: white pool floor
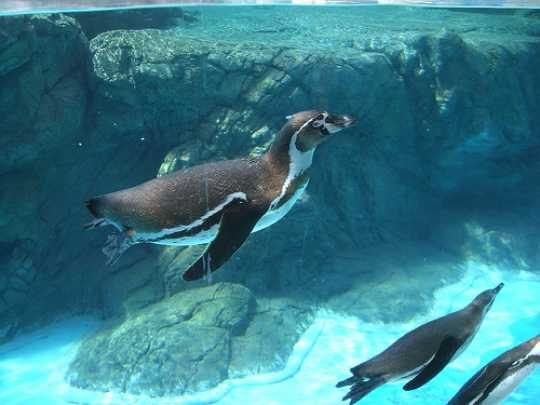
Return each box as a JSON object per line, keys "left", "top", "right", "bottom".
{"left": 0, "top": 260, "right": 538, "bottom": 405}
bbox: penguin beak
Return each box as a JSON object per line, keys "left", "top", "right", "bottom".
{"left": 493, "top": 282, "right": 504, "bottom": 294}
{"left": 334, "top": 114, "right": 357, "bottom": 128}
{"left": 325, "top": 114, "right": 357, "bottom": 133}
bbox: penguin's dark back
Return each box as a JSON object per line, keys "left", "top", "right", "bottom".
{"left": 94, "top": 156, "right": 285, "bottom": 232}
{"left": 361, "top": 309, "right": 476, "bottom": 375}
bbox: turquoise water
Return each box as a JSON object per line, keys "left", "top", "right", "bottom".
{"left": 1, "top": 2, "right": 539, "bottom": 405}
{"left": 2, "top": 1, "right": 540, "bottom": 16}
{"left": 0, "top": 262, "right": 539, "bottom": 404}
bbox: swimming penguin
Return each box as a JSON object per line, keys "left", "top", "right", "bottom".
{"left": 336, "top": 283, "right": 504, "bottom": 404}
{"left": 448, "top": 333, "right": 540, "bottom": 405}
{"left": 85, "top": 110, "right": 356, "bottom": 281}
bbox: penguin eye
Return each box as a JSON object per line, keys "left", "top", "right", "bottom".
{"left": 311, "top": 114, "right": 326, "bottom": 129}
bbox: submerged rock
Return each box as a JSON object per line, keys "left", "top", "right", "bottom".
{"left": 68, "top": 283, "right": 311, "bottom": 396}
{"left": 0, "top": 13, "right": 89, "bottom": 342}
{"left": 0, "top": 13, "right": 88, "bottom": 171}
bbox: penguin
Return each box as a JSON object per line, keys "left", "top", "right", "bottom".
{"left": 85, "top": 110, "right": 357, "bottom": 281}
{"left": 336, "top": 283, "right": 504, "bottom": 404}
{"left": 448, "top": 333, "right": 540, "bottom": 405}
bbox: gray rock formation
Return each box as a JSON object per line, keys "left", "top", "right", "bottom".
{"left": 0, "top": 6, "right": 539, "bottom": 353}
{"left": 0, "top": 13, "right": 90, "bottom": 341}
{"left": 68, "top": 282, "right": 311, "bottom": 396}
{"left": 0, "top": 13, "right": 88, "bottom": 171}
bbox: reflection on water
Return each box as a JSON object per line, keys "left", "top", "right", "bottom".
{"left": 1, "top": 0, "right": 539, "bottom": 16}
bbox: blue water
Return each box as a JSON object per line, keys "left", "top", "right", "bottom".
{"left": 1, "top": 262, "right": 538, "bottom": 404}
{"left": 1, "top": 2, "right": 539, "bottom": 405}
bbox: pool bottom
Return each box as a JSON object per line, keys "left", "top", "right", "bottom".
{"left": 0, "top": 261, "right": 538, "bottom": 405}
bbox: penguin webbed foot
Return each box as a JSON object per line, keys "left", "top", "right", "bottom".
{"left": 336, "top": 375, "right": 357, "bottom": 388}
{"left": 83, "top": 218, "right": 107, "bottom": 230}
{"left": 340, "top": 376, "right": 385, "bottom": 404}
{"left": 102, "top": 231, "right": 134, "bottom": 266}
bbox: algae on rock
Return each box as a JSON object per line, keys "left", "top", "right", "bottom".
{"left": 68, "top": 283, "right": 312, "bottom": 396}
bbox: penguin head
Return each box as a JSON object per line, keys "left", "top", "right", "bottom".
{"left": 286, "top": 110, "right": 357, "bottom": 151}
{"left": 470, "top": 282, "right": 504, "bottom": 314}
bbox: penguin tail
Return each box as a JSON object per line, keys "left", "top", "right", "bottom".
{"left": 339, "top": 376, "right": 385, "bottom": 404}
{"left": 84, "top": 197, "right": 107, "bottom": 230}
{"left": 85, "top": 197, "right": 103, "bottom": 218}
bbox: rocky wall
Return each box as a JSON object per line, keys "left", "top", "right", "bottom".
{"left": 0, "top": 7, "right": 539, "bottom": 350}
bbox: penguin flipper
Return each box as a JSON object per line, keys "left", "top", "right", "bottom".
{"left": 403, "top": 336, "right": 462, "bottom": 391}
{"left": 336, "top": 375, "right": 357, "bottom": 388}
{"left": 102, "top": 231, "right": 135, "bottom": 266}
{"left": 83, "top": 218, "right": 107, "bottom": 230}
{"left": 182, "top": 201, "right": 268, "bottom": 282}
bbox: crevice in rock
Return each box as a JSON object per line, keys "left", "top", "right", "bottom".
{"left": 122, "top": 338, "right": 151, "bottom": 392}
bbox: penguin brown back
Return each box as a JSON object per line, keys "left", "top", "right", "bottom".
{"left": 85, "top": 110, "right": 357, "bottom": 280}
{"left": 336, "top": 283, "right": 504, "bottom": 404}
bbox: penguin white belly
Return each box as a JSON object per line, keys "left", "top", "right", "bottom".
{"left": 254, "top": 183, "right": 308, "bottom": 232}
{"left": 478, "top": 363, "right": 537, "bottom": 405}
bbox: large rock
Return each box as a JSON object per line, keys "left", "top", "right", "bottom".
{"left": 0, "top": 14, "right": 90, "bottom": 342}
{"left": 68, "top": 283, "right": 311, "bottom": 396}
{"left": 0, "top": 14, "right": 88, "bottom": 171}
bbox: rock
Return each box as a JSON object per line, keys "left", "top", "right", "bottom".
{"left": 0, "top": 16, "right": 34, "bottom": 76}
{"left": 0, "top": 13, "right": 88, "bottom": 171}
{"left": 158, "top": 245, "right": 206, "bottom": 297}
{"left": 98, "top": 248, "right": 164, "bottom": 318}
{"left": 0, "top": 239, "right": 36, "bottom": 313}
{"left": 3, "top": 289, "right": 27, "bottom": 308}
{"left": 320, "top": 242, "right": 464, "bottom": 322}
{"left": 67, "top": 7, "right": 198, "bottom": 40}
{"left": 228, "top": 297, "right": 313, "bottom": 377}
{"left": 0, "top": 13, "right": 90, "bottom": 343}
{"left": 68, "top": 283, "right": 312, "bottom": 396}
{"left": 68, "top": 283, "right": 252, "bottom": 396}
